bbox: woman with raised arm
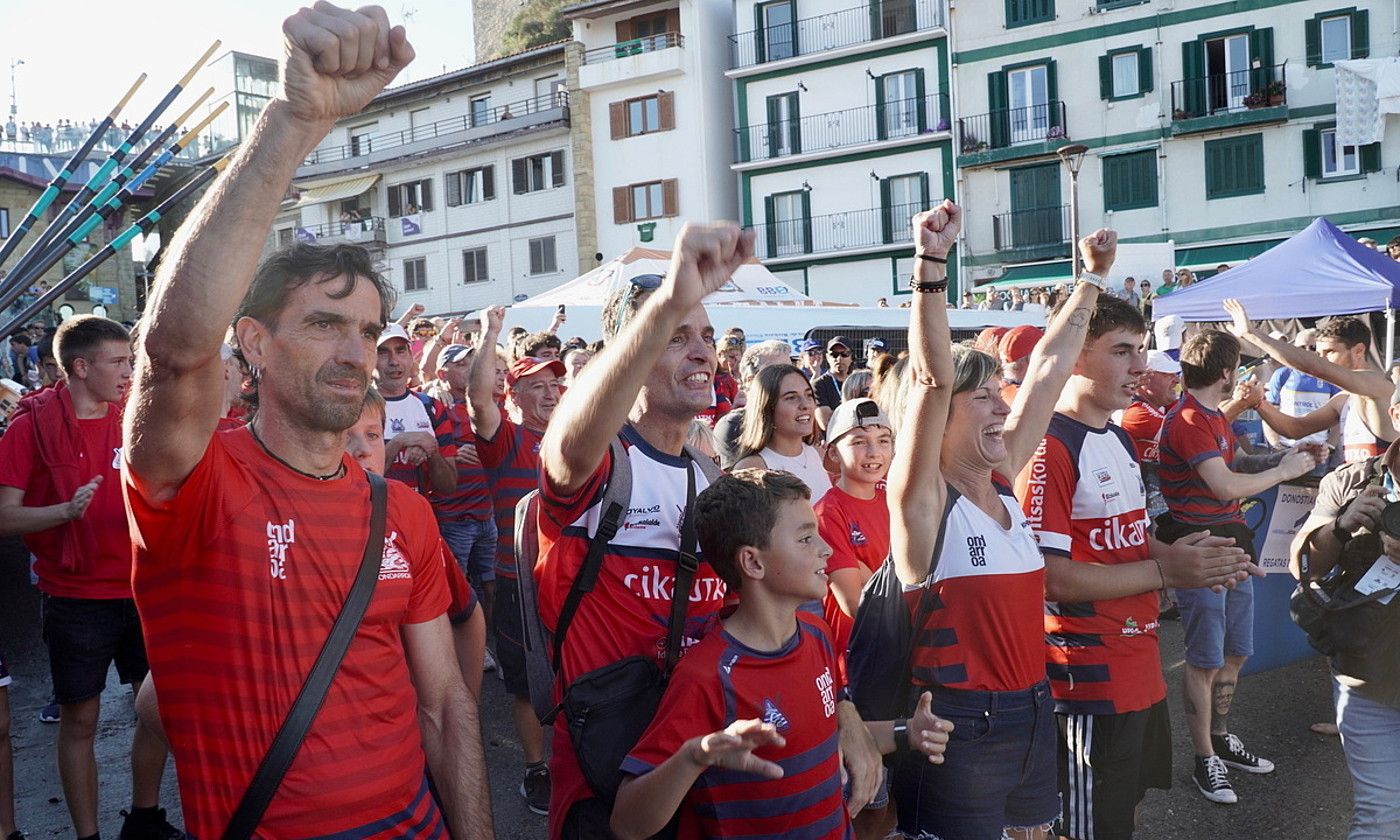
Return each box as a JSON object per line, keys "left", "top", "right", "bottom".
{"left": 885, "top": 201, "right": 1116, "bottom": 840}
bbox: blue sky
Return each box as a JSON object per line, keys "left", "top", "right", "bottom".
{"left": 5, "top": 0, "right": 476, "bottom": 127}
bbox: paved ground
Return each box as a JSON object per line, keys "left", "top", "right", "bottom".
{"left": 1, "top": 534, "right": 1353, "bottom": 838}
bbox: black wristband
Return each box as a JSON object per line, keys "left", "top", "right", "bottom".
{"left": 892, "top": 719, "right": 910, "bottom": 753}
{"left": 910, "top": 278, "right": 949, "bottom": 293}
{"left": 916, "top": 252, "right": 948, "bottom": 264}
{"left": 1331, "top": 517, "right": 1352, "bottom": 546}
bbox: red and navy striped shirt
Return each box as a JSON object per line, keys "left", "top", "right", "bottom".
{"left": 623, "top": 612, "right": 853, "bottom": 840}
{"left": 430, "top": 402, "right": 493, "bottom": 524}
{"left": 1159, "top": 392, "right": 1241, "bottom": 525}
{"left": 476, "top": 416, "right": 545, "bottom": 580}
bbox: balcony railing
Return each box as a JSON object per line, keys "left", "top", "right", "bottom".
{"left": 958, "top": 101, "right": 1067, "bottom": 155}
{"left": 736, "top": 93, "right": 949, "bottom": 163}
{"left": 730, "top": 0, "right": 944, "bottom": 70}
{"left": 582, "top": 32, "right": 684, "bottom": 65}
{"left": 748, "top": 202, "right": 925, "bottom": 260}
{"left": 303, "top": 92, "right": 568, "bottom": 166}
{"left": 1171, "top": 62, "right": 1288, "bottom": 121}
{"left": 992, "top": 205, "right": 1071, "bottom": 259}
{"left": 270, "top": 216, "right": 387, "bottom": 251}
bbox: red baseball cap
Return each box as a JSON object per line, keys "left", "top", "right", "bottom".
{"left": 507, "top": 356, "right": 566, "bottom": 386}
{"left": 974, "top": 327, "right": 1009, "bottom": 356}
{"left": 998, "top": 325, "right": 1044, "bottom": 364}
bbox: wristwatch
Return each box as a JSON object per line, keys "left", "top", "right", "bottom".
{"left": 892, "top": 719, "right": 910, "bottom": 753}
{"left": 1077, "top": 272, "right": 1108, "bottom": 290}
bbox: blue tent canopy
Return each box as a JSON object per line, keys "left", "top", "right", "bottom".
{"left": 1152, "top": 218, "right": 1400, "bottom": 322}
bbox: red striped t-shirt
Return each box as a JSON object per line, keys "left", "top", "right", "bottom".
{"left": 476, "top": 416, "right": 546, "bottom": 580}
{"left": 124, "top": 428, "right": 450, "bottom": 839}
{"left": 1159, "top": 392, "right": 1241, "bottom": 525}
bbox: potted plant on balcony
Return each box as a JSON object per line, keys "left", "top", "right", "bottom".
{"left": 960, "top": 132, "right": 987, "bottom": 153}
{"left": 1046, "top": 125, "right": 1066, "bottom": 140}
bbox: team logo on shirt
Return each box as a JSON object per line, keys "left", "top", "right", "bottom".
{"left": 849, "top": 523, "right": 868, "bottom": 547}
{"left": 390, "top": 417, "right": 406, "bottom": 434}
{"left": 814, "top": 666, "right": 837, "bottom": 717}
{"left": 966, "top": 535, "right": 988, "bottom": 567}
{"left": 111, "top": 447, "right": 122, "bottom": 469}
{"left": 762, "top": 698, "right": 792, "bottom": 732}
{"left": 1088, "top": 515, "right": 1148, "bottom": 551}
{"left": 1120, "top": 616, "right": 1160, "bottom": 636}
{"left": 267, "top": 519, "right": 296, "bottom": 580}
{"left": 1094, "top": 468, "right": 1113, "bottom": 486}
{"left": 379, "top": 531, "right": 412, "bottom": 581}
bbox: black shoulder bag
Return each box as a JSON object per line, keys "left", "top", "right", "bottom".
{"left": 556, "top": 464, "right": 698, "bottom": 807}
{"left": 222, "top": 471, "right": 389, "bottom": 840}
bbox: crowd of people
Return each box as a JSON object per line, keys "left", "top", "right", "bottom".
{"left": 0, "top": 5, "right": 1398, "bottom": 840}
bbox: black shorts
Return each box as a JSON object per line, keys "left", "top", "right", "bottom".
{"left": 42, "top": 595, "right": 149, "bottom": 705}
{"left": 1057, "top": 700, "right": 1172, "bottom": 840}
{"left": 491, "top": 577, "right": 530, "bottom": 699}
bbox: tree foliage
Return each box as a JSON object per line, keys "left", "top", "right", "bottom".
{"left": 501, "top": 0, "right": 571, "bottom": 55}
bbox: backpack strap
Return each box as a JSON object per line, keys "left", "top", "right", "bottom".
{"left": 663, "top": 464, "right": 698, "bottom": 674}
{"left": 550, "top": 437, "right": 632, "bottom": 670}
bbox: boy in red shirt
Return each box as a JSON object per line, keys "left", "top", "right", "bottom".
{"left": 612, "top": 470, "right": 950, "bottom": 840}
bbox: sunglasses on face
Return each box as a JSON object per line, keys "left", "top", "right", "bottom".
{"left": 829, "top": 350, "right": 850, "bottom": 358}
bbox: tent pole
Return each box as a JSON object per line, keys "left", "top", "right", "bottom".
{"left": 1387, "top": 309, "right": 1396, "bottom": 369}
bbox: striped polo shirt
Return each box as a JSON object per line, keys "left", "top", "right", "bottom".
{"left": 476, "top": 416, "right": 546, "bottom": 580}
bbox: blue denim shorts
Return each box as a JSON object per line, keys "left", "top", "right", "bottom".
{"left": 1174, "top": 576, "right": 1254, "bottom": 670}
{"left": 439, "top": 517, "right": 498, "bottom": 587}
{"left": 891, "top": 680, "right": 1059, "bottom": 840}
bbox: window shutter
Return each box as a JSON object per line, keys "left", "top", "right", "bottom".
{"left": 1302, "top": 128, "right": 1321, "bottom": 179}
{"left": 613, "top": 186, "right": 631, "bottom": 224}
{"left": 658, "top": 92, "right": 675, "bottom": 130}
{"left": 1305, "top": 16, "right": 1322, "bottom": 65}
{"left": 665, "top": 9, "right": 680, "bottom": 35}
{"left": 1098, "top": 54, "right": 1113, "bottom": 100}
{"left": 1181, "top": 41, "right": 1205, "bottom": 116}
{"left": 388, "top": 185, "right": 401, "bottom": 217}
{"left": 615, "top": 19, "right": 632, "bottom": 41}
{"left": 1352, "top": 10, "right": 1370, "bottom": 59}
{"left": 919, "top": 172, "right": 931, "bottom": 209}
{"left": 512, "top": 158, "right": 527, "bottom": 194}
{"left": 787, "top": 93, "right": 801, "bottom": 153}
{"left": 446, "top": 172, "right": 461, "bottom": 207}
{"left": 763, "top": 195, "right": 777, "bottom": 256}
{"left": 1250, "top": 28, "right": 1275, "bottom": 85}
{"left": 482, "top": 166, "right": 495, "bottom": 200}
{"left": 1360, "top": 142, "right": 1381, "bottom": 174}
{"left": 1138, "top": 47, "right": 1154, "bottom": 93}
{"left": 879, "top": 177, "right": 893, "bottom": 243}
{"left": 874, "top": 74, "right": 887, "bottom": 141}
{"left": 1046, "top": 61, "right": 1061, "bottom": 131}
{"left": 914, "top": 70, "right": 927, "bottom": 132}
{"left": 662, "top": 179, "right": 679, "bottom": 216}
{"left": 420, "top": 179, "right": 432, "bottom": 211}
{"left": 551, "top": 151, "right": 565, "bottom": 187}
{"left": 609, "top": 101, "right": 626, "bottom": 140}
{"left": 987, "top": 71, "right": 1008, "bottom": 148}
{"left": 800, "top": 190, "right": 812, "bottom": 253}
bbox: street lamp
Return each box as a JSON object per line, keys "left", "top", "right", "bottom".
{"left": 8, "top": 58, "right": 22, "bottom": 119}
{"left": 1056, "top": 143, "right": 1089, "bottom": 277}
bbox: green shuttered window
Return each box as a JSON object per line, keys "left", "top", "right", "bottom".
{"left": 1006, "top": 0, "right": 1053, "bottom": 28}
{"left": 1306, "top": 8, "right": 1369, "bottom": 67}
{"left": 1102, "top": 150, "right": 1158, "bottom": 211}
{"left": 1098, "top": 47, "right": 1153, "bottom": 100}
{"left": 1204, "top": 134, "right": 1265, "bottom": 199}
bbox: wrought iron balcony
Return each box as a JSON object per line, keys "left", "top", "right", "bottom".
{"left": 270, "top": 216, "right": 387, "bottom": 251}
{"left": 736, "top": 94, "right": 949, "bottom": 164}
{"left": 992, "top": 205, "right": 1071, "bottom": 260}
{"left": 747, "top": 202, "right": 925, "bottom": 260}
{"left": 1171, "top": 62, "right": 1288, "bottom": 122}
{"left": 730, "top": 0, "right": 944, "bottom": 70}
{"left": 958, "top": 101, "right": 1067, "bottom": 155}
{"left": 582, "top": 32, "right": 684, "bottom": 65}
{"left": 302, "top": 92, "right": 568, "bottom": 167}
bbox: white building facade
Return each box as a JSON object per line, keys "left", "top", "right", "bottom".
{"left": 729, "top": 0, "right": 954, "bottom": 305}
{"left": 567, "top": 0, "right": 740, "bottom": 265}
{"left": 951, "top": 0, "right": 1400, "bottom": 290}
{"left": 274, "top": 43, "right": 577, "bottom": 317}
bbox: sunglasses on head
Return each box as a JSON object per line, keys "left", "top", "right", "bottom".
{"left": 617, "top": 273, "right": 667, "bottom": 332}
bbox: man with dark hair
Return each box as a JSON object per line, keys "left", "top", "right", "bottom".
{"left": 521, "top": 330, "right": 563, "bottom": 361}
{"left": 120, "top": 6, "right": 490, "bottom": 837}
{"left": 1386, "top": 235, "right": 1400, "bottom": 261}
{"left": 1157, "top": 328, "right": 1318, "bottom": 805}
{"left": 536, "top": 225, "right": 881, "bottom": 838}
{"left": 812, "top": 335, "right": 853, "bottom": 432}
{"left": 796, "top": 338, "right": 825, "bottom": 380}
{"left": 0, "top": 316, "right": 182, "bottom": 840}
{"left": 1018, "top": 281, "right": 1255, "bottom": 839}
{"left": 1225, "top": 301, "right": 1394, "bottom": 464}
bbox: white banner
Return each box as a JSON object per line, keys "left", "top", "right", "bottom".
{"left": 1257, "top": 484, "right": 1318, "bottom": 574}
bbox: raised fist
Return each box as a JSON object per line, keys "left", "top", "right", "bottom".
{"left": 666, "top": 222, "right": 756, "bottom": 311}
{"left": 913, "top": 200, "right": 961, "bottom": 258}
{"left": 1079, "top": 229, "right": 1118, "bottom": 276}
{"left": 281, "top": 2, "right": 415, "bottom": 125}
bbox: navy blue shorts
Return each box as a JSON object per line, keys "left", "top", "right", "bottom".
{"left": 491, "top": 576, "right": 530, "bottom": 699}
{"left": 892, "top": 680, "right": 1059, "bottom": 840}
{"left": 42, "top": 595, "right": 148, "bottom": 705}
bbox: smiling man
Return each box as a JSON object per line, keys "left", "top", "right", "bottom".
{"left": 120, "top": 4, "right": 490, "bottom": 837}
{"left": 375, "top": 321, "right": 457, "bottom": 497}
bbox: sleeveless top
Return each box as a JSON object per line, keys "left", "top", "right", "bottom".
{"left": 1341, "top": 394, "right": 1392, "bottom": 464}
{"left": 759, "top": 444, "right": 833, "bottom": 496}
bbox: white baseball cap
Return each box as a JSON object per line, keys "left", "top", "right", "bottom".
{"left": 377, "top": 323, "right": 411, "bottom": 346}
{"left": 1146, "top": 350, "right": 1181, "bottom": 375}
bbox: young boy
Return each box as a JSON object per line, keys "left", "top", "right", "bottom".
{"left": 815, "top": 398, "right": 894, "bottom": 682}
{"left": 611, "top": 470, "right": 950, "bottom": 840}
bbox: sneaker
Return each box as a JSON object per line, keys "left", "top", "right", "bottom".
{"left": 519, "top": 765, "right": 551, "bottom": 816}
{"left": 483, "top": 648, "right": 498, "bottom": 673}
{"left": 7, "top": 831, "right": 28, "bottom": 840}
{"left": 119, "top": 807, "right": 186, "bottom": 840}
{"left": 1193, "top": 754, "right": 1237, "bottom": 804}
{"left": 37, "top": 702, "right": 59, "bottom": 724}
{"left": 1212, "top": 732, "right": 1275, "bottom": 774}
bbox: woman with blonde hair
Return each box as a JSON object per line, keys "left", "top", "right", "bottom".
{"left": 733, "top": 363, "right": 832, "bottom": 495}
